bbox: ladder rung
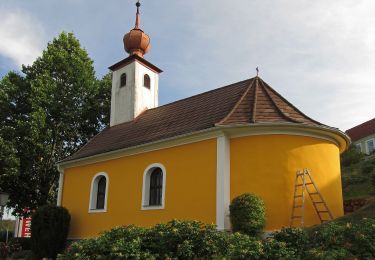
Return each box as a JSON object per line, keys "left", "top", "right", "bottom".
{"left": 313, "top": 201, "right": 324, "bottom": 204}
{"left": 294, "top": 195, "right": 303, "bottom": 198}
{"left": 294, "top": 205, "right": 303, "bottom": 208}
{"left": 295, "top": 183, "right": 313, "bottom": 187}
{"left": 317, "top": 211, "right": 329, "bottom": 213}
{"left": 309, "top": 192, "right": 319, "bottom": 195}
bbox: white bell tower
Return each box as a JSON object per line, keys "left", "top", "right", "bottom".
{"left": 109, "top": 1, "right": 162, "bottom": 127}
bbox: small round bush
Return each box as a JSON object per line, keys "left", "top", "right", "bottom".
{"left": 229, "top": 193, "right": 266, "bottom": 236}
{"left": 31, "top": 205, "right": 71, "bottom": 259}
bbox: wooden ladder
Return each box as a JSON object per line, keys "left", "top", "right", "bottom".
{"left": 290, "top": 169, "right": 333, "bottom": 227}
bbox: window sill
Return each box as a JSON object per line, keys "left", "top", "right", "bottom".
{"left": 141, "top": 205, "right": 164, "bottom": 210}
{"left": 88, "top": 209, "right": 107, "bottom": 213}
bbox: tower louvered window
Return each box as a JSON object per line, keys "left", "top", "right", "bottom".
{"left": 120, "top": 73, "right": 127, "bottom": 87}
{"left": 144, "top": 74, "right": 151, "bottom": 89}
{"left": 149, "top": 168, "right": 163, "bottom": 206}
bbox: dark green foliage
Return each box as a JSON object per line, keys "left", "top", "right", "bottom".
{"left": 273, "top": 227, "right": 309, "bottom": 255}
{"left": 341, "top": 145, "right": 365, "bottom": 167}
{"left": 0, "top": 32, "right": 111, "bottom": 215}
{"left": 229, "top": 193, "right": 266, "bottom": 236}
{"left": 225, "top": 233, "right": 263, "bottom": 259}
{"left": 59, "top": 219, "right": 375, "bottom": 259}
{"left": 31, "top": 205, "right": 71, "bottom": 259}
{"left": 143, "top": 219, "right": 228, "bottom": 259}
{"left": 361, "top": 158, "right": 375, "bottom": 175}
{"left": 273, "top": 218, "right": 375, "bottom": 259}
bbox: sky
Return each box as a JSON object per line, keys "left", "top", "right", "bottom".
{"left": 0, "top": 0, "right": 374, "bottom": 131}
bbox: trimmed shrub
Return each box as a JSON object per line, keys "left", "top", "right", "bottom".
{"left": 229, "top": 193, "right": 266, "bottom": 236}
{"left": 31, "top": 205, "right": 71, "bottom": 259}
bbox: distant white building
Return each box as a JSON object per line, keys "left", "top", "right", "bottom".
{"left": 346, "top": 118, "right": 375, "bottom": 155}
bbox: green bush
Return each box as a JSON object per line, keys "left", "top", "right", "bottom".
{"left": 229, "top": 193, "right": 266, "bottom": 236}
{"left": 31, "top": 205, "right": 71, "bottom": 259}
{"left": 361, "top": 159, "right": 375, "bottom": 175}
{"left": 61, "top": 225, "right": 153, "bottom": 259}
{"left": 341, "top": 145, "right": 364, "bottom": 167}
{"left": 143, "top": 219, "right": 228, "bottom": 259}
{"left": 226, "top": 232, "right": 263, "bottom": 259}
{"left": 273, "top": 227, "right": 309, "bottom": 255}
{"left": 308, "top": 219, "right": 375, "bottom": 258}
{"left": 262, "top": 239, "right": 297, "bottom": 259}
{"left": 59, "top": 218, "right": 375, "bottom": 259}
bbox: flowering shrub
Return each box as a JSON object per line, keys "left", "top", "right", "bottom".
{"left": 59, "top": 218, "right": 375, "bottom": 259}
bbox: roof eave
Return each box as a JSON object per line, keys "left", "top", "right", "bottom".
{"left": 58, "top": 122, "right": 350, "bottom": 170}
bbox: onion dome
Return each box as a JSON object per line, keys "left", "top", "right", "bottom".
{"left": 123, "top": 1, "right": 151, "bottom": 57}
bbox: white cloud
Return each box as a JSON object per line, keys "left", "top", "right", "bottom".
{"left": 156, "top": 0, "right": 375, "bottom": 130}
{"left": 0, "top": 9, "right": 45, "bottom": 67}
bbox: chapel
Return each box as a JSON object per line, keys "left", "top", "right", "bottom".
{"left": 57, "top": 2, "right": 350, "bottom": 239}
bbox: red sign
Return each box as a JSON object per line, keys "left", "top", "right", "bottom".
{"left": 20, "top": 217, "right": 32, "bottom": 237}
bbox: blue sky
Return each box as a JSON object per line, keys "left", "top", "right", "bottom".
{"left": 1, "top": 0, "right": 374, "bottom": 131}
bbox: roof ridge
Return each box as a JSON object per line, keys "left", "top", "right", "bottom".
{"left": 141, "top": 77, "right": 253, "bottom": 112}
{"left": 258, "top": 79, "right": 300, "bottom": 123}
{"left": 216, "top": 78, "right": 256, "bottom": 125}
{"left": 258, "top": 77, "right": 322, "bottom": 125}
{"left": 251, "top": 77, "right": 259, "bottom": 123}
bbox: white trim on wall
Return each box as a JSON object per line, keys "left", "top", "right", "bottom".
{"left": 216, "top": 134, "right": 231, "bottom": 231}
{"left": 88, "top": 172, "right": 109, "bottom": 213}
{"left": 56, "top": 169, "right": 64, "bottom": 206}
{"left": 141, "top": 163, "right": 166, "bottom": 210}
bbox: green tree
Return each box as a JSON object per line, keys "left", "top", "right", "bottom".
{"left": 341, "top": 145, "right": 364, "bottom": 167}
{"left": 0, "top": 32, "right": 111, "bottom": 215}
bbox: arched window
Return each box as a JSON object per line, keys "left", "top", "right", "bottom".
{"left": 143, "top": 74, "right": 151, "bottom": 89}
{"left": 89, "top": 173, "right": 109, "bottom": 212}
{"left": 142, "top": 163, "right": 166, "bottom": 210}
{"left": 120, "top": 73, "right": 127, "bottom": 87}
{"left": 149, "top": 168, "right": 163, "bottom": 206}
{"left": 96, "top": 176, "right": 106, "bottom": 209}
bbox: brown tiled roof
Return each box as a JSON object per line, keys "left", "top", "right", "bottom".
{"left": 346, "top": 118, "right": 375, "bottom": 142}
{"left": 62, "top": 77, "right": 322, "bottom": 162}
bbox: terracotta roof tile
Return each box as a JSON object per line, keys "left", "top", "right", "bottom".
{"left": 346, "top": 118, "right": 375, "bottom": 142}
{"left": 63, "top": 77, "right": 322, "bottom": 162}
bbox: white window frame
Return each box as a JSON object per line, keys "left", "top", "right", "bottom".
{"left": 141, "top": 163, "right": 166, "bottom": 210}
{"left": 366, "top": 138, "right": 375, "bottom": 154}
{"left": 88, "top": 172, "right": 109, "bottom": 213}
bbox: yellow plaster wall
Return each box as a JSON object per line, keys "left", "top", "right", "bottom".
{"left": 62, "top": 139, "right": 217, "bottom": 239}
{"left": 231, "top": 135, "right": 343, "bottom": 230}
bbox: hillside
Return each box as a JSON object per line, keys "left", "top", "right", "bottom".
{"left": 341, "top": 149, "right": 375, "bottom": 200}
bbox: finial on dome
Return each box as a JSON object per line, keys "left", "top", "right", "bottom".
{"left": 135, "top": 1, "right": 141, "bottom": 29}
{"left": 123, "top": 0, "right": 151, "bottom": 58}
